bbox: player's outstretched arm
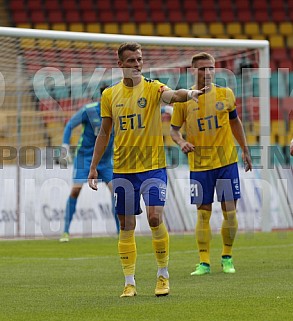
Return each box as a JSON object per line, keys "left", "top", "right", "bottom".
{"left": 290, "top": 138, "right": 293, "bottom": 156}
{"left": 170, "top": 125, "right": 194, "bottom": 154}
{"left": 161, "top": 87, "right": 208, "bottom": 104}
{"left": 230, "top": 116, "right": 252, "bottom": 172}
{"left": 88, "top": 117, "right": 113, "bottom": 190}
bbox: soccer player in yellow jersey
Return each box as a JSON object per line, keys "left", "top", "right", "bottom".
{"left": 88, "top": 42, "right": 206, "bottom": 297}
{"left": 171, "top": 52, "right": 252, "bottom": 276}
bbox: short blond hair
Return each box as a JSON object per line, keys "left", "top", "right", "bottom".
{"left": 191, "top": 52, "right": 215, "bottom": 67}
{"left": 117, "top": 42, "right": 141, "bottom": 60}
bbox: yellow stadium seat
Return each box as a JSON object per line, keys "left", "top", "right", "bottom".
{"left": 279, "top": 22, "right": 293, "bottom": 35}
{"left": 20, "top": 38, "right": 36, "bottom": 49}
{"left": 269, "top": 35, "right": 285, "bottom": 48}
{"left": 244, "top": 22, "right": 259, "bottom": 36}
{"left": 34, "top": 23, "right": 49, "bottom": 30}
{"left": 262, "top": 22, "right": 277, "bottom": 36}
{"left": 226, "top": 23, "right": 242, "bottom": 36}
{"left": 191, "top": 23, "right": 209, "bottom": 37}
{"left": 156, "top": 23, "right": 172, "bottom": 36}
{"left": 56, "top": 40, "right": 72, "bottom": 48}
{"left": 138, "top": 23, "right": 155, "bottom": 36}
{"left": 286, "top": 35, "right": 293, "bottom": 48}
{"left": 214, "top": 34, "right": 230, "bottom": 39}
{"left": 38, "top": 39, "right": 54, "bottom": 49}
{"left": 209, "top": 22, "right": 225, "bottom": 36}
{"left": 69, "top": 23, "right": 85, "bottom": 32}
{"left": 103, "top": 23, "right": 119, "bottom": 34}
{"left": 86, "top": 23, "right": 102, "bottom": 33}
{"left": 51, "top": 23, "right": 67, "bottom": 31}
{"left": 174, "top": 23, "right": 190, "bottom": 37}
{"left": 17, "top": 23, "right": 32, "bottom": 29}
{"left": 121, "top": 23, "right": 137, "bottom": 35}
{"left": 251, "top": 34, "right": 266, "bottom": 40}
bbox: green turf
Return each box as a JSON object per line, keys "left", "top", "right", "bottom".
{"left": 1, "top": 231, "right": 293, "bottom": 321}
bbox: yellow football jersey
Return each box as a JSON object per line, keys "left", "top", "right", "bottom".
{"left": 101, "top": 77, "right": 169, "bottom": 173}
{"left": 172, "top": 84, "right": 238, "bottom": 171}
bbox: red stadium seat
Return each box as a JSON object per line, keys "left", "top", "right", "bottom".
{"left": 96, "top": 1, "right": 112, "bottom": 10}
{"left": 201, "top": 0, "right": 217, "bottom": 10}
{"left": 98, "top": 10, "right": 116, "bottom": 23}
{"left": 150, "top": 10, "right": 167, "bottom": 23}
{"left": 62, "top": 0, "right": 78, "bottom": 10}
{"left": 27, "top": 0, "right": 43, "bottom": 10}
{"left": 271, "top": 10, "right": 288, "bottom": 22}
{"left": 271, "top": 48, "right": 288, "bottom": 60}
{"left": 129, "top": 0, "right": 146, "bottom": 10}
{"left": 201, "top": 9, "right": 218, "bottom": 23}
{"left": 81, "top": 10, "right": 97, "bottom": 23}
{"left": 183, "top": 0, "right": 198, "bottom": 10}
{"left": 113, "top": 0, "right": 129, "bottom": 10}
{"left": 43, "top": 0, "right": 60, "bottom": 10}
{"left": 9, "top": 0, "right": 26, "bottom": 10}
{"left": 115, "top": 10, "right": 131, "bottom": 23}
{"left": 12, "top": 11, "right": 30, "bottom": 24}
{"left": 30, "top": 10, "right": 47, "bottom": 24}
{"left": 149, "top": 0, "right": 163, "bottom": 10}
{"left": 220, "top": 10, "right": 235, "bottom": 23}
{"left": 254, "top": 10, "right": 270, "bottom": 22}
{"left": 65, "top": 10, "right": 81, "bottom": 23}
{"left": 237, "top": 9, "right": 252, "bottom": 22}
{"left": 185, "top": 10, "right": 200, "bottom": 23}
{"left": 133, "top": 10, "right": 149, "bottom": 23}
{"left": 166, "top": 0, "right": 181, "bottom": 10}
{"left": 168, "top": 10, "right": 184, "bottom": 23}
{"left": 48, "top": 11, "right": 64, "bottom": 23}
{"left": 79, "top": 0, "right": 95, "bottom": 10}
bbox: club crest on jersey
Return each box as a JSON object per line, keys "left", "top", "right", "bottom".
{"left": 137, "top": 97, "right": 147, "bottom": 108}
{"left": 215, "top": 101, "right": 224, "bottom": 111}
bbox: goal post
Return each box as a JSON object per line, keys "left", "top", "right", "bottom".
{"left": 0, "top": 26, "right": 277, "bottom": 238}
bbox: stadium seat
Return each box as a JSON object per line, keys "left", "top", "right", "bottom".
{"left": 115, "top": 10, "right": 131, "bottom": 23}
{"left": 96, "top": 1, "right": 112, "bottom": 10}
{"left": 43, "top": 0, "right": 60, "bottom": 10}
{"left": 168, "top": 10, "right": 184, "bottom": 23}
{"left": 30, "top": 10, "right": 47, "bottom": 24}
{"left": 9, "top": 0, "right": 26, "bottom": 10}
{"left": 244, "top": 23, "right": 260, "bottom": 36}
{"left": 130, "top": 0, "right": 146, "bottom": 10}
{"left": 150, "top": 10, "right": 167, "bottom": 23}
{"left": 51, "top": 23, "right": 67, "bottom": 31}
{"left": 279, "top": 22, "right": 293, "bottom": 35}
{"left": 220, "top": 11, "right": 235, "bottom": 23}
{"left": 12, "top": 11, "right": 30, "bottom": 24}
{"left": 27, "top": 0, "right": 43, "bottom": 10}
{"left": 149, "top": 0, "right": 163, "bottom": 10}
{"left": 103, "top": 23, "right": 119, "bottom": 34}
{"left": 271, "top": 48, "right": 288, "bottom": 61}
{"left": 184, "top": 9, "right": 200, "bottom": 23}
{"left": 133, "top": 10, "right": 149, "bottom": 23}
{"left": 156, "top": 23, "right": 172, "bottom": 36}
{"left": 86, "top": 23, "right": 102, "bottom": 33}
{"left": 17, "top": 23, "right": 32, "bottom": 29}
{"left": 209, "top": 22, "right": 225, "bottom": 36}
{"left": 65, "top": 10, "right": 81, "bottom": 23}
{"left": 62, "top": 0, "right": 78, "bottom": 10}
{"left": 271, "top": 10, "right": 288, "bottom": 22}
{"left": 201, "top": 10, "right": 218, "bottom": 23}
{"left": 173, "top": 23, "right": 190, "bottom": 37}
{"left": 286, "top": 35, "right": 293, "bottom": 48}
{"left": 138, "top": 23, "right": 155, "bottom": 36}
{"left": 34, "top": 23, "right": 49, "bottom": 30}
{"left": 121, "top": 23, "right": 137, "bottom": 35}
{"left": 69, "top": 23, "right": 85, "bottom": 32}
{"left": 269, "top": 35, "right": 285, "bottom": 48}
{"left": 166, "top": 0, "right": 181, "bottom": 10}
{"left": 98, "top": 10, "right": 116, "bottom": 23}
{"left": 113, "top": 0, "right": 129, "bottom": 10}
{"left": 191, "top": 23, "right": 209, "bottom": 37}
{"left": 183, "top": 0, "right": 198, "bottom": 10}
{"left": 81, "top": 10, "right": 97, "bottom": 23}
{"left": 201, "top": 0, "right": 217, "bottom": 9}
{"left": 48, "top": 11, "right": 64, "bottom": 24}
{"left": 262, "top": 22, "right": 277, "bottom": 36}
{"left": 254, "top": 10, "right": 270, "bottom": 22}
{"left": 226, "top": 22, "right": 242, "bottom": 37}
{"left": 79, "top": 1, "right": 95, "bottom": 10}
{"left": 236, "top": 9, "right": 252, "bottom": 22}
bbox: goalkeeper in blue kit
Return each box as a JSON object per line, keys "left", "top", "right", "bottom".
{"left": 59, "top": 95, "right": 119, "bottom": 242}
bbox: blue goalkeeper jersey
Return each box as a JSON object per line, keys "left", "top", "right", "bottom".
{"left": 63, "top": 101, "right": 113, "bottom": 165}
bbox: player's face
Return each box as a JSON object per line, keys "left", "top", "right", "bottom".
{"left": 118, "top": 49, "right": 143, "bottom": 79}
{"left": 192, "top": 59, "right": 215, "bottom": 88}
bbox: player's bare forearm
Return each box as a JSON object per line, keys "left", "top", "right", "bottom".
{"left": 230, "top": 117, "right": 252, "bottom": 171}
{"left": 170, "top": 126, "right": 194, "bottom": 154}
{"left": 290, "top": 139, "right": 293, "bottom": 156}
{"left": 161, "top": 87, "right": 208, "bottom": 104}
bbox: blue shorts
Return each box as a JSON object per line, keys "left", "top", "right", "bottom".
{"left": 112, "top": 168, "right": 167, "bottom": 215}
{"left": 73, "top": 153, "right": 113, "bottom": 184}
{"left": 190, "top": 163, "right": 241, "bottom": 205}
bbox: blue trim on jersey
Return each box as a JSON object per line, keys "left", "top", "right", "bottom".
{"left": 229, "top": 109, "right": 238, "bottom": 119}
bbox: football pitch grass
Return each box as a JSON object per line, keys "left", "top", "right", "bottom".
{"left": 1, "top": 231, "right": 293, "bottom": 321}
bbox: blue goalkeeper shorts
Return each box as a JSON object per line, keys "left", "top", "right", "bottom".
{"left": 112, "top": 168, "right": 167, "bottom": 215}
{"left": 190, "top": 162, "right": 241, "bottom": 205}
{"left": 73, "top": 154, "right": 113, "bottom": 185}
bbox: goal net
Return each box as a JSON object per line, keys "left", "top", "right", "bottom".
{"left": 1, "top": 27, "right": 286, "bottom": 239}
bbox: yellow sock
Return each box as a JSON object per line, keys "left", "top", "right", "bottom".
{"left": 195, "top": 209, "right": 212, "bottom": 265}
{"left": 221, "top": 210, "right": 238, "bottom": 257}
{"left": 118, "top": 229, "right": 137, "bottom": 277}
{"left": 151, "top": 223, "right": 169, "bottom": 269}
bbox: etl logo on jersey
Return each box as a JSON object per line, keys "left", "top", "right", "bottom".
{"left": 137, "top": 97, "right": 147, "bottom": 108}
